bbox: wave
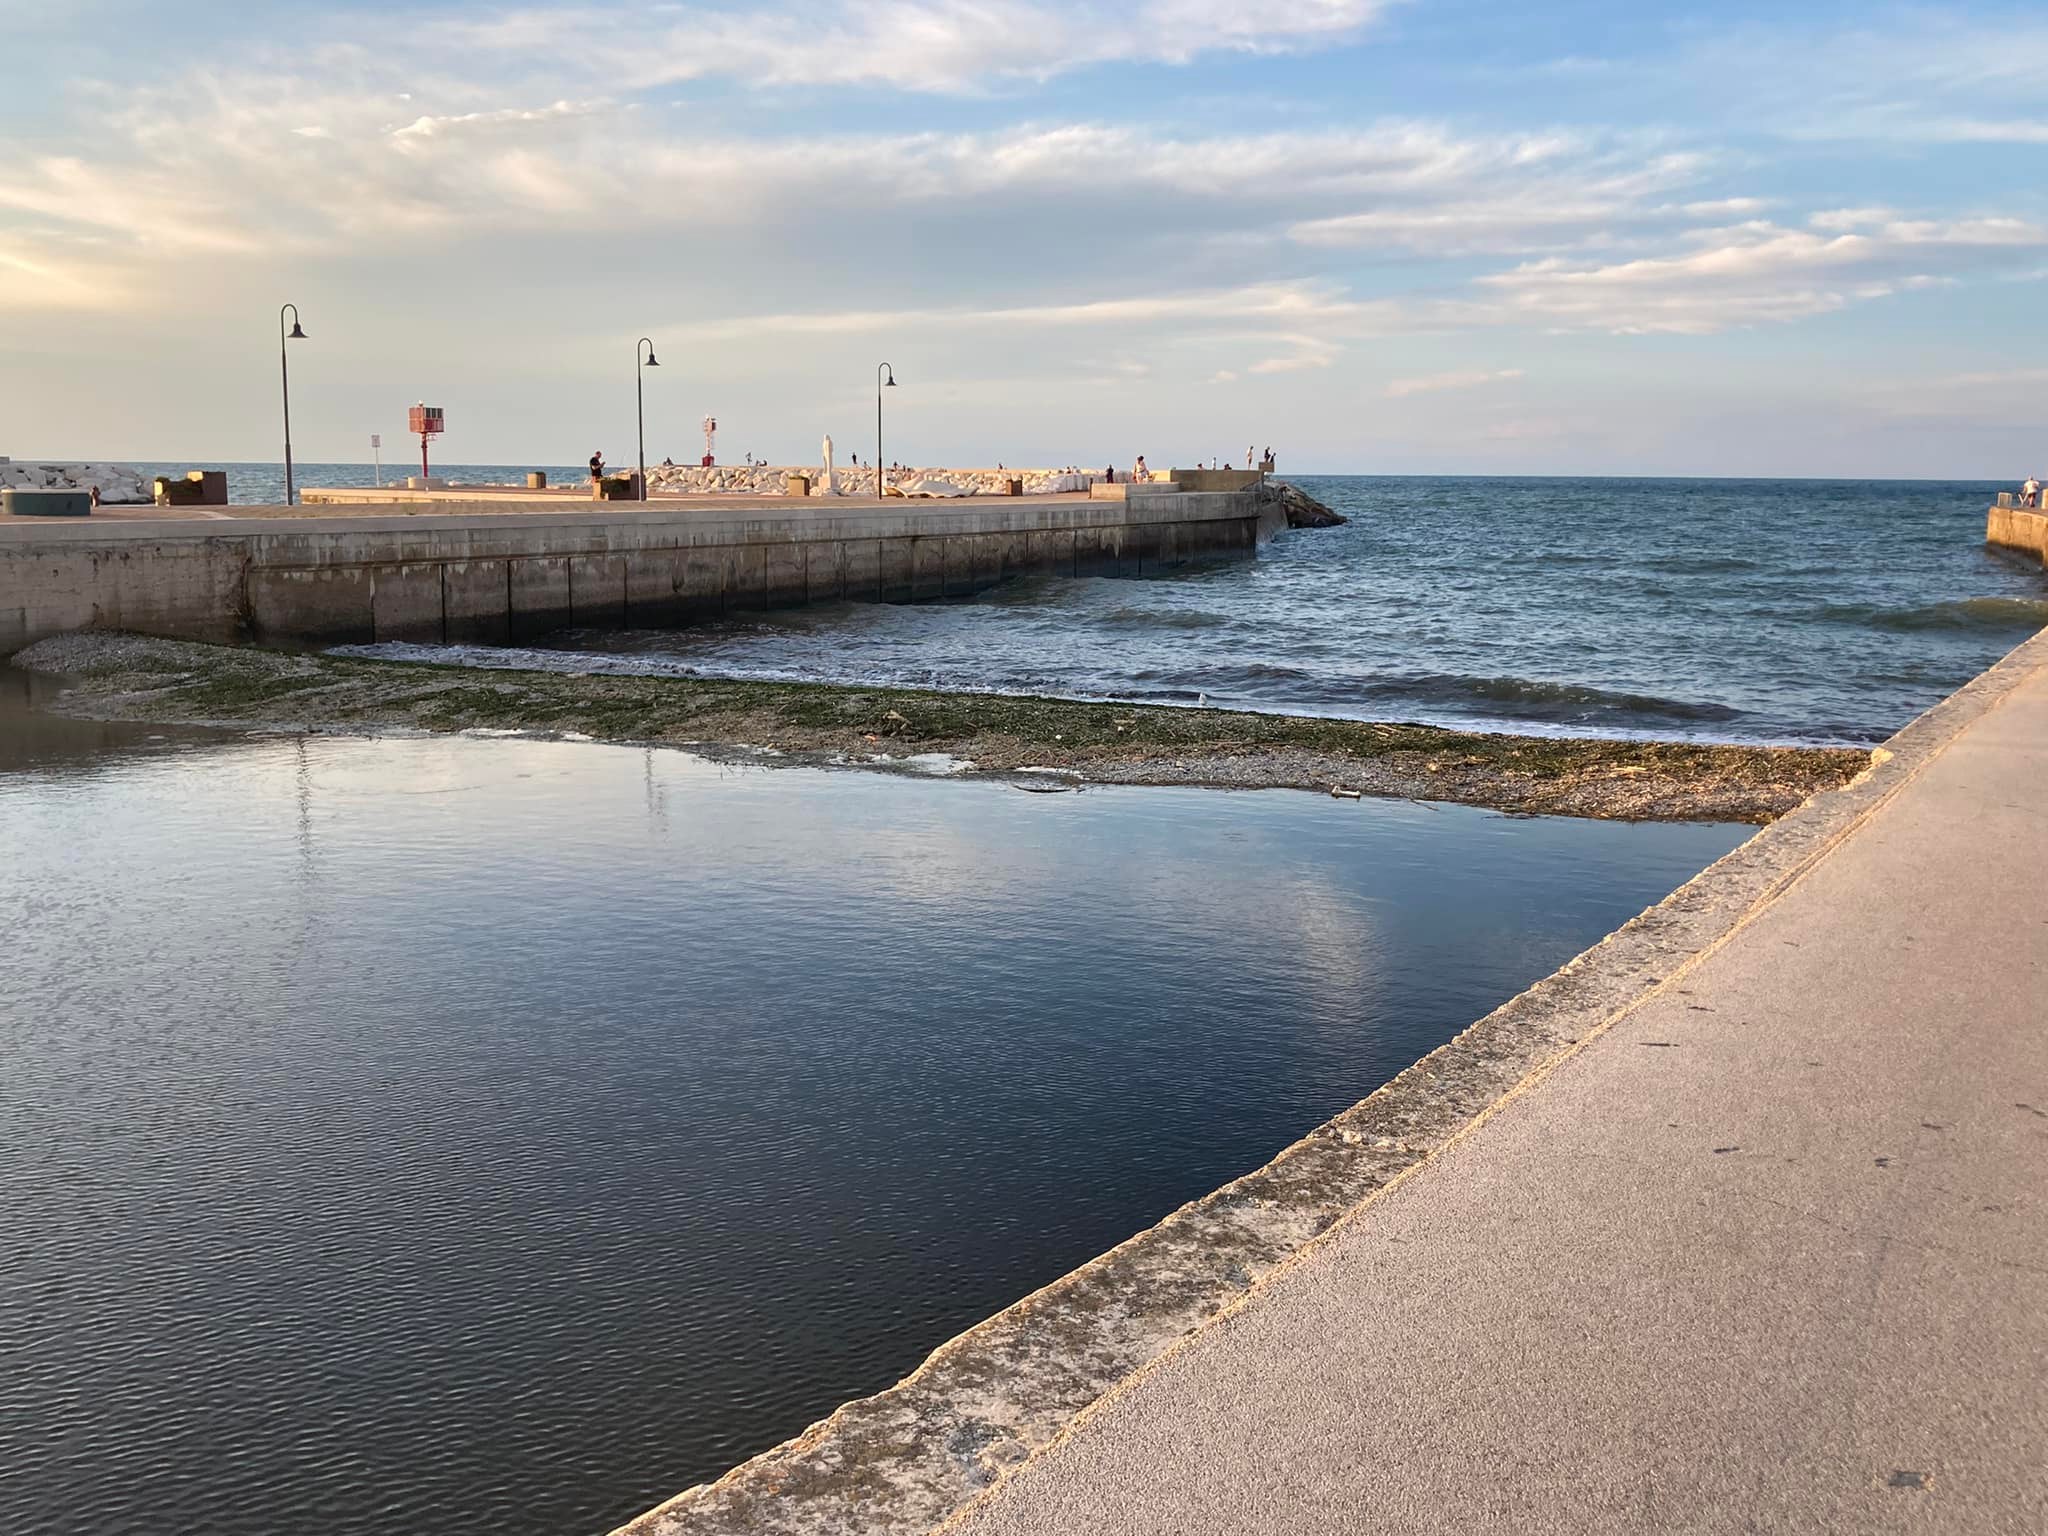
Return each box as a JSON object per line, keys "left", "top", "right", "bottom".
{"left": 1346, "top": 673, "right": 1742, "bottom": 726}
{"left": 1128, "top": 665, "right": 1741, "bottom": 728}
{"left": 1092, "top": 606, "right": 1231, "bottom": 632}
{"left": 1634, "top": 554, "right": 1763, "bottom": 575}
{"left": 1820, "top": 596, "right": 2048, "bottom": 633}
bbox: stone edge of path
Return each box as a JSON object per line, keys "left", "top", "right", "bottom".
{"left": 610, "top": 626, "right": 2048, "bottom": 1536}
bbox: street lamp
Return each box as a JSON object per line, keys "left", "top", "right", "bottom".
{"left": 876, "top": 361, "right": 896, "bottom": 501}
{"left": 279, "top": 304, "right": 307, "bottom": 506}
{"left": 637, "top": 337, "right": 660, "bottom": 500}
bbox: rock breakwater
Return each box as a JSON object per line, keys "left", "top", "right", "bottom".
{"left": 0, "top": 460, "right": 149, "bottom": 504}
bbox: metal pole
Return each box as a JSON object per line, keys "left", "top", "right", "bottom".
{"left": 876, "top": 361, "right": 894, "bottom": 501}
{"left": 279, "top": 304, "right": 299, "bottom": 506}
{"left": 637, "top": 338, "right": 657, "bottom": 501}
{"left": 372, "top": 434, "right": 381, "bottom": 487}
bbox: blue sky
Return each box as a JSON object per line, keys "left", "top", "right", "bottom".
{"left": 1, "top": 0, "right": 2043, "bottom": 474}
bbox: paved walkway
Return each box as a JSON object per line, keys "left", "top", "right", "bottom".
{"left": 949, "top": 649, "right": 2048, "bottom": 1533}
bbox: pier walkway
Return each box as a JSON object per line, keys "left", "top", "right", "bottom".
{"left": 947, "top": 637, "right": 2048, "bottom": 1534}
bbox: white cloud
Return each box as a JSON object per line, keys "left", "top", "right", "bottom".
{"left": 1477, "top": 217, "right": 2048, "bottom": 334}
{"left": 1290, "top": 150, "right": 1715, "bottom": 254}
{"left": 435, "top": 0, "right": 1391, "bottom": 94}
{"left": 1385, "top": 367, "right": 1523, "bottom": 397}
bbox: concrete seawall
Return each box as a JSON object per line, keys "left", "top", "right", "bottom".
{"left": 1987, "top": 502, "right": 2048, "bottom": 567}
{"left": 0, "top": 490, "right": 1267, "bottom": 655}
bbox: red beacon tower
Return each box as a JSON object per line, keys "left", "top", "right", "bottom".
{"left": 407, "top": 403, "right": 446, "bottom": 478}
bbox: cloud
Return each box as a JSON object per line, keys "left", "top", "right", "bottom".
{"left": 1477, "top": 217, "right": 2048, "bottom": 334}
{"left": 435, "top": 0, "right": 1391, "bottom": 94}
{"left": 1290, "top": 150, "right": 1715, "bottom": 254}
{"left": 388, "top": 100, "right": 601, "bottom": 142}
{"left": 1384, "top": 367, "right": 1523, "bottom": 397}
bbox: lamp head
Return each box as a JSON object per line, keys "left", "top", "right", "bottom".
{"left": 645, "top": 350, "right": 660, "bottom": 367}
{"left": 287, "top": 319, "right": 307, "bottom": 340}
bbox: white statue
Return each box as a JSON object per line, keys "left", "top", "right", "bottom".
{"left": 821, "top": 433, "right": 838, "bottom": 495}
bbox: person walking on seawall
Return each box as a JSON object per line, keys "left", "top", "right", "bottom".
{"left": 588, "top": 449, "right": 606, "bottom": 499}
{"left": 1134, "top": 455, "right": 1150, "bottom": 482}
{"left": 1104, "top": 464, "right": 1115, "bottom": 484}
{"left": 1246, "top": 445, "right": 1255, "bottom": 469}
{"left": 2024, "top": 475, "right": 2041, "bottom": 508}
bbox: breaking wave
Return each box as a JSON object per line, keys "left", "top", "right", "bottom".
{"left": 1820, "top": 596, "right": 2048, "bottom": 633}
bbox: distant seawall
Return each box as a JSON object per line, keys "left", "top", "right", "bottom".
{"left": 1988, "top": 500, "right": 2048, "bottom": 568}
{"left": 0, "top": 490, "right": 1269, "bottom": 655}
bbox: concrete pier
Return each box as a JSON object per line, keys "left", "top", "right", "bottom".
{"left": 0, "top": 489, "right": 1268, "bottom": 655}
{"left": 1988, "top": 499, "right": 2048, "bottom": 567}
{"left": 612, "top": 625, "right": 2048, "bottom": 1536}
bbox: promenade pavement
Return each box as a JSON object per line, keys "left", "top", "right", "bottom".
{"left": 948, "top": 647, "right": 2048, "bottom": 1534}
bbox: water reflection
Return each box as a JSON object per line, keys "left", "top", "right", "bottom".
{"left": 0, "top": 709, "right": 1746, "bottom": 1536}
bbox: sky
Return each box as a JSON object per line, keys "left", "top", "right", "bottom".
{"left": 1, "top": 0, "right": 2043, "bottom": 475}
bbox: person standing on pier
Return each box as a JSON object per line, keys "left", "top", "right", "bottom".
{"left": 2024, "top": 475, "right": 2041, "bottom": 508}
{"left": 588, "top": 449, "right": 605, "bottom": 499}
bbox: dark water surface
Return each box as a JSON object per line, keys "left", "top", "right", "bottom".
{"left": 345, "top": 475, "right": 2046, "bottom": 746}
{"left": 0, "top": 679, "right": 1745, "bottom": 1536}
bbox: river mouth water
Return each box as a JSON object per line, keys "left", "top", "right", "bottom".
{"left": 0, "top": 677, "right": 1746, "bottom": 1536}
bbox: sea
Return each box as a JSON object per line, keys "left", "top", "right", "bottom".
{"left": 162, "top": 465, "right": 2044, "bottom": 747}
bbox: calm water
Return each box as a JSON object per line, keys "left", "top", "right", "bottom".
{"left": 336, "top": 474, "right": 2046, "bottom": 746}
{"left": 0, "top": 676, "right": 1744, "bottom": 1536}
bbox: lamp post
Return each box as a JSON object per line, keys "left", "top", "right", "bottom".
{"left": 637, "top": 338, "right": 660, "bottom": 500}
{"left": 876, "top": 361, "right": 896, "bottom": 501}
{"left": 279, "top": 304, "right": 307, "bottom": 505}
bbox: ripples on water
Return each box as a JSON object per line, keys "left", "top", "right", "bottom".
{"left": 0, "top": 681, "right": 1743, "bottom": 1536}
{"left": 344, "top": 475, "right": 2045, "bottom": 746}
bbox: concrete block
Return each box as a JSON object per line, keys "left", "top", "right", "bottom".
{"left": 509, "top": 556, "right": 573, "bottom": 640}
{"left": 251, "top": 565, "right": 373, "bottom": 645}
{"left": 727, "top": 545, "right": 769, "bottom": 612}
{"left": 805, "top": 540, "right": 845, "bottom": 605}
{"left": 625, "top": 550, "right": 690, "bottom": 628}
{"left": 4, "top": 489, "right": 91, "bottom": 517}
{"left": 1074, "top": 524, "right": 1121, "bottom": 578}
{"left": 911, "top": 537, "right": 947, "bottom": 602}
{"left": 569, "top": 553, "right": 628, "bottom": 628}
{"left": 879, "top": 539, "right": 914, "bottom": 604}
{"left": 1023, "top": 528, "right": 1075, "bottom": 579}
{"left": 842, "top": 539, "right": 882, "bottom": 603}
{"left": 444, "top": 559, "right": 512, "bottom": 644}
{"left": 764, "top": 542, "right": 806, "bottom": 608}
{"left": 1122, "top": 522, "right": 1162, "bottom": 574}
{"left": 676, "top": 550, "right": 729, "bottom": 620}
{"left": 371, "top": 563, "right": 445, "bottom": 643}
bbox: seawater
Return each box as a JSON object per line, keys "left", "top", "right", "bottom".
{"left": 0, "top": 679, "right": 1744, "bottom": 1536}
{"left": 329, "top": 474, "right": 2044, "bottom": 746}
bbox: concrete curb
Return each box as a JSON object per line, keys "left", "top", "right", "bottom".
{"left": 611, "top": 627, "right": 2048, "bottom": 1536}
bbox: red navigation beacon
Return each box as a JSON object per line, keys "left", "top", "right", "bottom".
{"left": 408, "top": 403, "right": 446, "bottom": 478}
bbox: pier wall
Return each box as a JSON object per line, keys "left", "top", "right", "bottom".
{"left": 1987, "top": 503, "right": 2048, "bottom": 567}
{"left": 0, "top": 491, "right": 1267, "bottom": 655}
